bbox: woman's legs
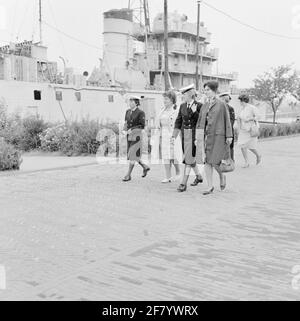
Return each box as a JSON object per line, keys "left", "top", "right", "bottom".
{"left": 192, "top": 164, "right": 201, "bottom": 177}
{"left": 241, "top": 147, "right": 250, "bottom": 167}
{"left": 181, "top": 165, "right": 191, "bottom": 186}
{"left": 163, "top": 161, "right": 172, "bottom": 180}
{"left": 171, "top": 160, "right": 181, "bottom": 176}
{"left": 204, "top": 163, "right": 214, "bottom": 190}
{"left": 190, "top": 164, "right": 204, "bottom": 186}
{"left": 123, "top": 161, "right": 135, "bottom": 181}
{"left": 249, "top": 149, "right": 262, "bottom": 165}
{"left": 213, "top": 165, "right": 226, "bottom": 190}
{"left": 138, "top": 160, "right": 150, "bottom": 177}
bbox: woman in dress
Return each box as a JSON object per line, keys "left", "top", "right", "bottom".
{"left": 156, "top": 90, "right": 182, "bottom": 183}
{"left": 237, "top": 94, "right": 262, "bottom": 168}
{"left": 196, "top": 81, "right": 233, "bottom": 195}
{"left": 122, "top": 96, "right": 150, "bottom": 182}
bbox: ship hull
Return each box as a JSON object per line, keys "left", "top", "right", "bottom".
{"left": 0, "top": 80, "right": 165, "bottom": 124}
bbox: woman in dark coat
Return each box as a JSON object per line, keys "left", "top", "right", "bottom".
{"left": 196, "top": 81, "right": 233, "bottom": 195}
{"left": 123, "top": 96, "right": 150, "bottom": 182}
{"left": 172, "top": 84, "right": 203, "bottom": 193}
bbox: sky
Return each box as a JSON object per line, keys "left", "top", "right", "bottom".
{"left": 0, "top": 0, "right": 300, "bottom": 88}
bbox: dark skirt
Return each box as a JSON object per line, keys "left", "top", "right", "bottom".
{"left": 127, "top": 136, "right": 142, "bottom": 161}
{"left": 181, "top": 129, "right": 196, "bottom": 166}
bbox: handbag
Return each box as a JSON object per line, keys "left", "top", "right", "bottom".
{"left": 220, "top": 158, "right": 235, "bottom": 173}
{"left": 250, "top": 120, "right": 259, "bottom": 137}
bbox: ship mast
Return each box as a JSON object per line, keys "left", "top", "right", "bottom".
{"left": 128, "top": 0, "right": 151, "bottom": 86}
{"left": 195, "top": 1, "right": 201, "bottom": 90}
{"left": 164, "top": 0, "right": 170, "bottom": 90}
{"left": 39, "top": 0, "right": 43, "bottom": 45}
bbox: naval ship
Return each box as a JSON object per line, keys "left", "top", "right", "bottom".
{"left": 0, "top": 0, "right": 237, "bottom": 125}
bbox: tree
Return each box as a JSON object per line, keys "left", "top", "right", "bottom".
{"left": 251, "top": 65, "right": 300, "bottom": 123}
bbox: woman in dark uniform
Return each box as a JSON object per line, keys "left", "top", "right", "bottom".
{"left": 172, "top": 84, "right": 204, "bottom": 192}
{"left": 123, "top": 96, "right": 150, "bottom": 182}
{"left": 196, "top": 81, "right": 233, "bottom": 195}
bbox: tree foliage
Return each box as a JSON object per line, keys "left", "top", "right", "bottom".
{"left": 251, "top": 65, "right": 300, "bottom": 123}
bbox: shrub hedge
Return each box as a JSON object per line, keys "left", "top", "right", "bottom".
{"left": 0, "top": 112, "right": 47, "bottom": 152}
{"left": 0, "top": 138, "right": 23, "bottom": 171}
{"left": 2, "top": 106, "right": 300, "bottom": 158}
{"left": 259, "top": 122, "right": 300, "bottom": 139}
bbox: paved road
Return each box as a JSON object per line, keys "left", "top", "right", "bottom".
{"left": 0, "top": 137, "right": 300, "bottom": 301}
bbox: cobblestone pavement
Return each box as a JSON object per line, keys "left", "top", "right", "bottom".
{"left": 0, "top": 137, "right": 300, "bottom": 301}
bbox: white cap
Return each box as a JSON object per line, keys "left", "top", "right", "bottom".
{"left": 127, "top": 95, "right": 141, "bottom": 100}
{"left": 180, "top": 84, "right": 195, "bottom": 94}
{"left": 219, "top": 92, "right": 232, "bottom": 99}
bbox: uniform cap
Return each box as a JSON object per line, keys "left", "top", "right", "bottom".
{"left": 180, "top": 84, "right": 195, "bottom": 94}
{"left": 219, "top": 92, "right": 232, "bottom": 99}
{"left": 127, "top": 95, "right": 141, "bottom": 100}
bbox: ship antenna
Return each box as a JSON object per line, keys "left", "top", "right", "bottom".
{"left": 39, "top": 0, "right": 43, "bottom": 44}
{"left": 164, "top": 0, "right": 170, "bottom": 90}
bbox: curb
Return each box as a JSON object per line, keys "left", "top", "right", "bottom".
{"left": 259, "top": 134, "right": 300, "bottom": 142}
{"left": 1, "top": 135, "right": 300, "bottom": 177}
{"left": 0, "top": 161, "right": 99, "bottom": 177}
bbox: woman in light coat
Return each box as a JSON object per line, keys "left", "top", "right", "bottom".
{"left": 237, "top": 94, "right": 262, "bottom": 168}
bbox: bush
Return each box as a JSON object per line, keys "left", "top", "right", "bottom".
{"left": 39, "top": 119, "right": 120, "bottom": 156}
{"left": 0, "top": 139, "right": 23, "bottom": 171}
{"left": 0, "top": 113, "right": 47, "bottom": 151}
{"left": 40, "top": 124, "right": 67, "bottom": 152}
{"left": 259, "top": 122, "right": 300, "bottom": 139}
{"left": 20, "top": 116, "right": 48, "bottom": 151}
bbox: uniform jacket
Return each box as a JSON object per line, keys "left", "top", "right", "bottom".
{"left": 125, "top": 108, "right": 146, "bottom": 131}
{"left": 174, "top": 101, "right": 202, "bottom": 132}
{"left": 227, "top": 104, "right": 235, "bottom": 128}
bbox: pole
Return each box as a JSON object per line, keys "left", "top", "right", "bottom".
{"left": 39, "top": 0, "right": 43, "bottom": 44}
{"left": 195, "top": 1, "right": 201, "bottom": 90}
{"left": 164, "top": 0, "right": 170, "bottom": 91}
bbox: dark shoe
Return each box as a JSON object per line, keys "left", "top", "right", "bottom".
{"left": 142, "top": 167, "right": 150, "bottom": 178}
{"left": 177, "top": 184, "right": 187, "bottom": 193}
{"left": 220, "top": 175, "right": 226, "bottom": 191}
{"left": 203, "top": 187, "right": 214, "bottom": 195}
{"left": 122, "top": 176, "right": 132, "bottom": 182}
{"left": 190, "top": 175, "right": 203, "bottom": 186}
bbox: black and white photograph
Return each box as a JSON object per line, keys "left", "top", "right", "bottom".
{"left": 0, "top": 0, "right": 300, "bottom": 304}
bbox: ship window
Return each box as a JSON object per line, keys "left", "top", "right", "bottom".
{"left": 108, "top": 95, "right": 114, "bottom": 103}
{"left": 56, "top": 91, "right": 63, "bottom": 101}
{"left": 75, "top": 92, "right": 81, "bottom": 101}
{"left": 34, "top": 90, "right": 41, "bottom": 101}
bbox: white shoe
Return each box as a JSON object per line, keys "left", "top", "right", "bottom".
{"left": 161, "top": 178, "right": 172, "bottom": 183}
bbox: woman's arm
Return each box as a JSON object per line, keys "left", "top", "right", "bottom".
{"left": 223, "top": 103, "right": 233, "bottom": 140}
{"left": 172, "top": 106, "right": 183, "bottom": 139}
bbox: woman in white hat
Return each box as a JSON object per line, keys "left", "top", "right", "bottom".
{"left": 172, "top": 84, "right": 204, "bottom": 192}
{"left": 123, "top": 96, "right": 150, "bottom": 182}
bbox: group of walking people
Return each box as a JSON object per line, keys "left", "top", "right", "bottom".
{"left": 122, "top": 81, "right": 262, "bottom": 195}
